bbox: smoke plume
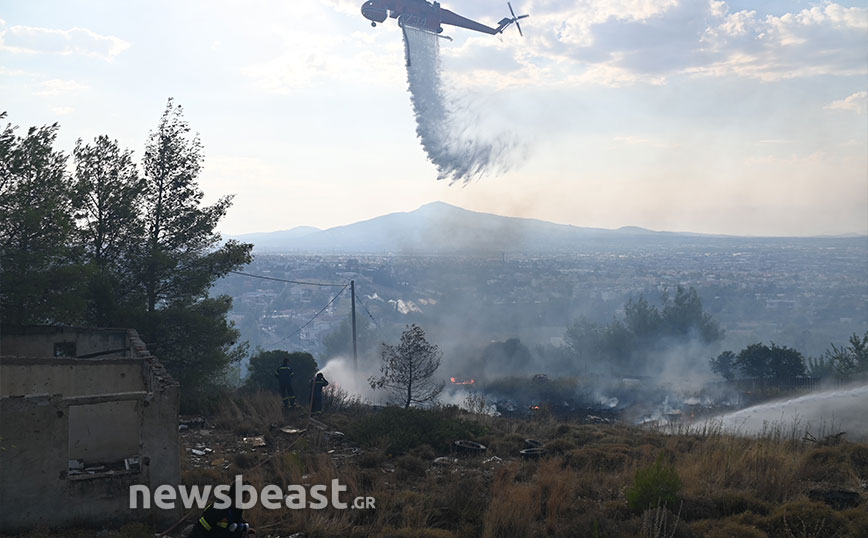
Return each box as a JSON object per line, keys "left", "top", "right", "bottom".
{"left": 403, "top": 26, "right": 522, "bottom": 183}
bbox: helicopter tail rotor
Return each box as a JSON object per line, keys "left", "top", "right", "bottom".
{"left": 507, "top": 2, "right": 529, "bottom": 36}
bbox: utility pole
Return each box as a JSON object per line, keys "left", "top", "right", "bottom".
{"left": 350, "top": 279, "right": 358, "bottom": 372}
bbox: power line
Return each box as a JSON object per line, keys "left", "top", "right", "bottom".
{"left": 265, "top": 284, "right": 349, "bottom": 348}
{"left": 228, "top": 270, "right": 345, "bottom": 287}
{"left": 355, "top": 293, "right": 379, "bottom": 327}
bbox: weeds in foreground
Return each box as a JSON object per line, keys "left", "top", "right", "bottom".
{"left": 169, "top": 398, "right": 868, "bottom": 538}
{"left": 626, "top": 454, "right": 683, "bottom": 512}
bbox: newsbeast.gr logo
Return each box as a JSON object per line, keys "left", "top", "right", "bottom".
{"left": 130, "top": 475, "right": 376, "bottom": 511}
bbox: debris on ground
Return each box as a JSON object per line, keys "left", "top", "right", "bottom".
{"left": 453, "top": 440, "right": 486, "bottom": 456}
{"left": 520, "top": 447, "right": 548, "bottom": 460}
{"left": 803, "top": 431, "right": 847, "bottom": 446}
{"left": 243, "top": 436, "right": 267, "bottom": 448}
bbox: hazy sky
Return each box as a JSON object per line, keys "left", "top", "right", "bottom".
{"left": 2, "top": 0, "right": 866, "bottom": 236}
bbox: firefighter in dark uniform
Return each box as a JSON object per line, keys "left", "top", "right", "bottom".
{"left": 274, "top": 358, "right": 296, "bottom": 409}
{"left": 309, "top": 372, "right": 329, "bottom": 414}
{"left": 187, "top": 484, "right": 255, "bottom": 537}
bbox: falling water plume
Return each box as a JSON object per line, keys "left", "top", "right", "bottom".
{"left": 403, "top": 26, "right": 522, "bottom": 184}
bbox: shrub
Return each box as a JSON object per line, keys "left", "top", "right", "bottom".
{"left": 680, "top": 495, "right": 719, "bottom": 521}
{"left": 566, "top": 446, "right": 635, "bottom": 472}
{"left": 484, "top": 433, "right": 526, "bottom": 458}
{"left": 797, "top": 447, "right": 858, "bottom": 485}
{"left": 555, "top": 423, "right": 572, "bottom": 435}
{"left": 848, "top": 444, "right": 868, "bottom": 479}
{"left": 712, "top": 490, "right": 771, "bottom": 517}
{"left": 544, "top": 438, "right": 578, "bottom": 454}
{"left": 322, "top": 383, "right": 365, "bottom": 413}
{"left": 375, "top": 530, "right": 456, "bottom": 538}
{"left": 233, "top": 452, "right": 257, "bottom": 469}
{"left": 640, "top": 504, "right": 695, "bottom": 538}
{"left": 396, "top": 455, "right": 428, "bottom": 479}
{"left": 358, "top": 451, "right": 386, "bottom": 469}
{"left": 842, "top": 508, "right": 868, "bottom": 538}
{"left": 691, "top": 520, "right": 768, "bottom": 538}
{"left": 761, "top": 500, "right": 848, "bottom": 538}
{"left": 410, "top": 444, "right": 437, "bottom": 461}
{"left": 626, "top": 455, "right": 683, "bottom": 512}
{"left": 427, "top": 475, "right": 489, "bottom": 535}
{"left": 348, "top": 406, "right": 484, "bottom": 455}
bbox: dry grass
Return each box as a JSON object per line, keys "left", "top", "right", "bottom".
{"left": 173, "top": 395, "right": 868, "bottom": 538}
{"left": 20, "top": 394, "right": 862, "bottom": 538}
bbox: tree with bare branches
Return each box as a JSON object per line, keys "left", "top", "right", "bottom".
{"left": 369, "top": 324, "right": 444, "bottom": 408}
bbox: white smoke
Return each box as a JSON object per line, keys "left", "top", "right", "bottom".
{"left": 319, "top": 356, "right": 379, "bottom": 401}
{"left": 713, "top": 383, "right": 868, "bottom": 441}
{"left": 403, "top": 26, "right": 523, "bottom": 183}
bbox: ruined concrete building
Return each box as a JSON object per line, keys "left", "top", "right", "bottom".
{"left": 0, "top": 326, "right": 181, "bottom": 531}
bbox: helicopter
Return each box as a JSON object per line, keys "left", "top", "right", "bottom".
{"left": 361, "top": 0, "right": 528, "bottom": 38}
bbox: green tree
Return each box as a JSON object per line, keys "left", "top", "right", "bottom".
{"left": 660, "top": 286, "right": 723, "bottom": 342}
{"left": 566, "top": 286, "right": 722, "bottom": 375}
{"left": 245, "top": 349, "right": 318, "bottom": 403}
{"left": 710, "top": 350, "right": 736, "bottom": 381}
{"left": 624, "top": 295, "right": 661, "bottom": 343}
{"left": 149, "top": 296, "right": 249, "bottom": 409}
{"left": 735, "top": 342, "right": 806, "bottom": 380}
{"left": 480, "top": 337, "right": 533, "bottom": 374}
{"left": 0, "top": 106, "right": 253, "bottom": 411}
{"left": 0, "top": 113, "right": 88, "bottom": 325}
{"left": 134, "top": 99, "right": 252, "bottom": 408}
{"left": 370, "top": 324, "right": 444, "bottom": 408}
{"left": 823, "top": 331, "right": 868, "bottom": 379}
{"left": 322, "top": 317, "right": 377, "bottom": 361}
{"left": 140, "top": 98, "right": 251, "bottom": 314}
{"left": 806, "top": 355, "right": 836, "bottom": 380}
{"left": 72, "top": 135, "right": 145, "bottom": 325}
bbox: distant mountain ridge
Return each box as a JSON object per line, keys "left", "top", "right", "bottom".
{"left": 226, "top": 202, "right": 863, "bottom": 254}
{"left": 228, "top": 226, "right": 320, "bottom": 251}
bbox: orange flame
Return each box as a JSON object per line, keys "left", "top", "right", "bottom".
{"left": 450, "top": 377, "right": 475, "bottom": 385}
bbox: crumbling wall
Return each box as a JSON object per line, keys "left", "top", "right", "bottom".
{"left": 68, "top": 400, "right": 140, "bottom": 461}
{"left": 0, "top": 394, "right": 68, "bottom": 528}
{"left": 0, "top": 393, "right": 162, "bottom": 530}
{"left": 0, "top": 326, "right": 129, "bottom": 358}
{"left": 0, "top": 358, "right": 144, "bottom": 396}
{"left": 0, "top": 328, "right": 181, "bottom": 532}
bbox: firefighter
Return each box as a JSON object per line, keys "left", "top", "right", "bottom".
{"left": 187, "top": 484, "right": 255, "bottom": 538}
{"left": 309, "top": 372, "right": 329, "bottom": 414}
{"left": 274, "top": 358, "right": 296, "bottom": 409}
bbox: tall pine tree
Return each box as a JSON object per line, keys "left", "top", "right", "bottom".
{"left": 137, "top": 99, "right": 252, "bottom": 407}
{"left": 0, "top": 112, "right": 88, "bottom": 325}
{"left": 73, "top": 135, "right": 145, "bottom": 325}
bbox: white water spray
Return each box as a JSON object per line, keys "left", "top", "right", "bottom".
{"left": 319, "top": 356, "right": 378, "bottom": 401}
{"left": 403, "top": 26, "right": 522, "bottom": 183}
{"left": 713, "top": 384, "right": 868, "bottom": 441}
